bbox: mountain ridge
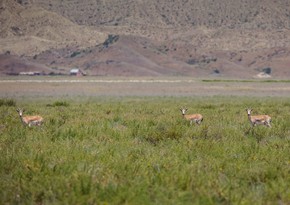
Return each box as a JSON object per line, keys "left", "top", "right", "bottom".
{"left": 1, "top": 0, "right": 290, "bottom": 78}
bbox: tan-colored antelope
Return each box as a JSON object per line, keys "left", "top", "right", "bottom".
{"left": 246, "top": 108, "right": 271, "bottom": 127}
{"left": 180, "top": 108, "right": 203, "bottom": 125}
{"left": 16, "top": 108, "right": 44, "bottom": 127}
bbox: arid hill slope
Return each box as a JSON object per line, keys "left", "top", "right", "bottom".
{"left": 34, "top": 0, "right": 290, "bottom": 29}
{"left": 1, "top": 0, "right": 290, "bottom": 78}
{"left": 0, "top": 0, "right": 106, "bottom": 55}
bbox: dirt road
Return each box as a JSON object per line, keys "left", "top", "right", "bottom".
{"left": 0, "top": 78, "right": 290, "bottom": 99}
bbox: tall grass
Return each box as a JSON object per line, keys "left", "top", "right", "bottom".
{"left": 0, "top": 97, "right": 289, "bottom": 204}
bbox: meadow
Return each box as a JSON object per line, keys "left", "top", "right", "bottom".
{"left": 0, "top": 96, "right": 290, "bottom": 205}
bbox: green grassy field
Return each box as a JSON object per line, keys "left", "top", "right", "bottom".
{"left": 0, "top": 97, "right": 289, "bottom": 204}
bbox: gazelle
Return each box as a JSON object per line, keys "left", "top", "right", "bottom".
{"left": 180, "top": 108, "right": 203, "bottom": 125}
{"left": 246, "top": 108, "right": 271, "bottom": 127}
{"left": 16, "top": 108, "right": 44, "bottom": 127}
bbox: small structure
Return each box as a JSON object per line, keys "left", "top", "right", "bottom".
{"left": 256, "top": 72, "right": 271, "bottom": 78}
{"left": 70, "top": 68, "right": 85, "bottom": 76}
{"left": 255, "top": 67, "right": 272, "bottom": 78}
{"left": 19, "top": 71, "right": 42, "bottom": 76}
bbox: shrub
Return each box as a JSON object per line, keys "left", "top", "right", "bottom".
{"left": 70, "top": 51, "right": 81, "bottom": 58}
{"left": 103, "top": 34, "right": 119, "bottom": 48}
{"left": 47, "top": 101, "right": 70, "bottom": 107}
{"left": 0, "top": 99, "right": 16, "bottom": 107}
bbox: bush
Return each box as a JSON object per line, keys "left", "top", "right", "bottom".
{"left": 47, "top": 101, "right": 70, "bottom": 107}
{"left": 70, "top": 51, "right": 81, "bottom": 58}
{"left": 0, "top": 99, "right": 16, "bottom": 107}
{"left": 103, "top": 34, "right": 119, "bottom": 48}
{"left": 262, "top": 67, "right": 272, "bottom": 74}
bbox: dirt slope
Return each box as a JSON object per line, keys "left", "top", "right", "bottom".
{"left": 0, "top": 0, "right": 106, "bottom": 56}
{"left": 0, "top": 53, "right": 53, "bottom": 75}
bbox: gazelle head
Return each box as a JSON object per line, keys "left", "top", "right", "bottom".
{"left": 246, "top": 108, "right": 252, "bottom": 115}
{"left": 16, "top": 108, "right": 25, "bottom": 117}
{"left": 180, "top": 108, "right": 188, "bottom": 115}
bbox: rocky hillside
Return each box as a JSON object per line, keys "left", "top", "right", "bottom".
{"left": 1, "top": 0, "right": 290, "bottom": 78}
{"left": 33, "top": 0, "right": 290, "bottom": 29}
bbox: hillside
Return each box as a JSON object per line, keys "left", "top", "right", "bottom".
{"left": 34, "top": 0, "right": 290, "bottom": 30}
{"left": 1, "top": 0, "right": 290, "bottom": 78}
{"left": 0, "top": 0, "right": 106, "bottom": 55}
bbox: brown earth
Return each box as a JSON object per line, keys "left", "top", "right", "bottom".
{"left": 0, "top": 0, "right": 290, "bottom": 78}
{"left": 1, "top": 77, "right": 290, "bottom": 98}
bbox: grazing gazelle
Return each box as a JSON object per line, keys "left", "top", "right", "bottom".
{"left": 180, "top": 108, "right": 203, "bottom": 125}
{"left": 16, "top": 108, "right": 44, "bottom": 127}
{"left": 246, "top": 108, "right": 271, "bottom": 127}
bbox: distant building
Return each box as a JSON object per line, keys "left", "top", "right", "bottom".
{"left": 19, "top": 71, "right": 42, "bottom": 76}
{"left": 70, "top": 69, "right": 85, "bottom": 76}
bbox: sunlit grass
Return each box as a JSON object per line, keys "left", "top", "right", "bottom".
{"left": 0, "top": 97, "right": 289, "bottom": 204}
{"left": 202, "top": 79, "right": 290, "bottom": 83}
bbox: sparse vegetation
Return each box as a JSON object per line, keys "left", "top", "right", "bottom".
{"left": 0, "top": 96, "right": 289, "bottom": 204}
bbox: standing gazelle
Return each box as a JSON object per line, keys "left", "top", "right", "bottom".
{"left": 180, "top": 108, "right": 203, "bottom": 125}
{"left": 246, "top": 108, "right": 271, "bottom": 127}
{"left": 16, "top": 108, "right": 44, "bottom": 127}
